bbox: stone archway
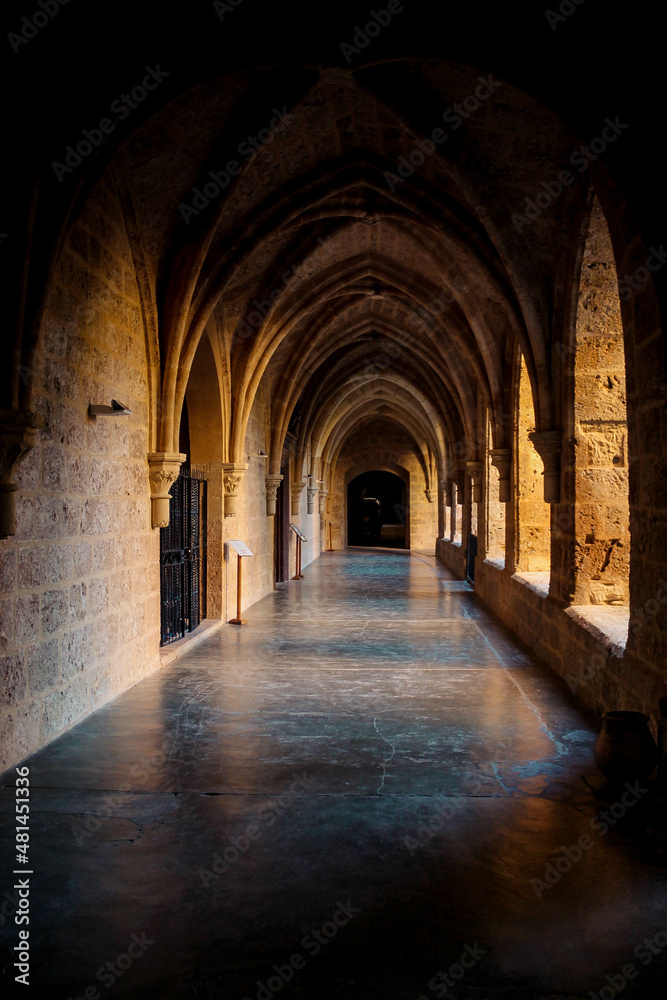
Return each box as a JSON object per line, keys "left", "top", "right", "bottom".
{"left": 345, "top": 463, "right": 410, "bottom": 549}
{"left": 347, "top": 470, "right": 408, "bottom": 549}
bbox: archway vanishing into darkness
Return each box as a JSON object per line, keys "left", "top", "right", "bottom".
{"left": 347, "top": 470, "right": 408, "bottom": 549}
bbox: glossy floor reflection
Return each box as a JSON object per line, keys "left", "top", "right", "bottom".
{"left": 1, "top": 550, "right": 666, "bottom": 999}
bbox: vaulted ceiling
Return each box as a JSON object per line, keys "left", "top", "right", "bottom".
{"left": 3, "top": 1, "right": 663, "bottom": 480}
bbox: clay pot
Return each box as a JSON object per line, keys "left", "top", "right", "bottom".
{"left": 595, "top": 711, "right": 658, "bottom": 784}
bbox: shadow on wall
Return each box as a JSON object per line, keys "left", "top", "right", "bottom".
{"left": 347, "top": 471, "right": 407, "bottom": 548}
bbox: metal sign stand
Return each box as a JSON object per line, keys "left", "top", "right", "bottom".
{"left": 227, "top": 540, "right": 253, "bottom": 625}
{"left": 290, "top": 523, "right": 307, "bottom": 580}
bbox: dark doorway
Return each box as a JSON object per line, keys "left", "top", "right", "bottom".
{"left": 347, "top": 471, "right": 408, "bottom": 548}
{"left": 275, "top": 457, "right": 290, "bottom": 583}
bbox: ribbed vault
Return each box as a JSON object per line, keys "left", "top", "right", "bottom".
{"left": 109, "top": 61, "right": 593, "bottom": 484}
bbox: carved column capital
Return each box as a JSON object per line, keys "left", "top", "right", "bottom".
{"left": 306, "top": 486, "right": 318, "bottom": 514}
{"left": 466, "top": 461, "right": 483, "bottom": 504}
{"left": 0, "top": 410, "right": 42, "bottom": 538}
{"left": 291, "top": 480, "right": 306, "bottom": 516}
{"left": 489, "top": 448, "right": 512, "bottom": 503}
{"left": 222, "top": 462, "right": 248, "bottom": 517}
{"left": 147, "top": 452, "right": 187, "bottom": 528}
{"left": 529, "top": 430, "right": 562, "bottom": 503}
{"left": 425, "top": 488, "right": 437, "bottom": 504}
{"left": 265, "top": 474, "right": 283, "bottom": 516}
{"left": 318, "top": 489, "right": 329, "bottom": 515}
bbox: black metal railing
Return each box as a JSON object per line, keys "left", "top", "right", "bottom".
{"left": 160, "top": 470, "right": 207, "bottom": 645}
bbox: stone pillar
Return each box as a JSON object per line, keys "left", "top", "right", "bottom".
{"left": 0, "top": 410, "right": 42, "bottom": 538}
{"left": 222, "top": 462, "right": 248, "bottom": 518}
{"left": 147, "top": 452, "right": 187, "bottom": 529}
{"left": 437, "top": 480, "right": 446, "bottom": 539}
{"left": 453, "top": 474, "right": 465, "bottom": 507}
{"left": 489, "top": 448, "right": 511, "bottom": 503}
{"left": 529, "top": 431, "right": 562, "bottom": 503}
{"left": 199, "top": 463, "right": 224, "bottom": 618}
{"left": 265, "top": 474, "right": 283, "bottom": 516}
{"left": 306, "top": 485, "right": 318, "bottom": 514}
{"left": 466, "top": 461, "right": 483, "bottom": 504}
{"left": 291, "top": 480, "right": 306, "bottom": 516}
{"left": 444, "top": 479, "right": 453, "bottom": 507}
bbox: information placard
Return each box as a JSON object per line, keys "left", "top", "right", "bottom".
{"left": 227, "top": 539, "right": 253, "bottom": 557}
{"left": 289, "top": 523, "right": 307, "bottom": 542}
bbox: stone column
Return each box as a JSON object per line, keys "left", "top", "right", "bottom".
{"left": 147, "top": 452, "right": 187, "bottom": 529}
{"left": 222, "top": 462, "right": 248, "bottom": 518}
{"left": 529, "top": 431, "right": 562, "bottom": 503}
{"left": 306, "top": 485, "right": 318, "bottom": 514}
{"left": 0, "top": 410, "right": 42, "bottom": 538}
{"left": 466, "top": 461, "right": 483, "bottom": 504}
{"left": 291, "top": 480, "right": 306, "bottom": 516}
{"left": 444, "top": 479, "right": 453, "bottom": 508}
{"left": 453, "top": 473, "right": 465, "bottom": 507}
{"left": 265, "top": 474, "right": 283, "bottom": 516}
{"left": 489, "top": 448, "right": 511, "bottom": 503}
{"left": 437, "top": 480, "right": 446, "bottom": 539}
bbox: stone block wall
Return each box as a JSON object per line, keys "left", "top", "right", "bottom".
{"left": 474, "top": 558, "right": 667, "bottom": 734}
{"left": 515, "top": 355, "right": 551, "bottom": 572}
{"left": 436, "top": 536, "right": 467, "bottom": 579}
{"left": 0, "top": 177, "right": 159, "bottom": 772}
{"left": 572, "top": 199, "right": 630, "bottom": 605}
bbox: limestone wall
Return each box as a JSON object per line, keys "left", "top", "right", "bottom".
{"left": 0, "top": 177, "right": 159, "bottom": 771}
{"left": 572, "top": 200, "right": 630, "bottom": 605}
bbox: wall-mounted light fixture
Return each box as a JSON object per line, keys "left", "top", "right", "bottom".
{"left": 88, "top": 400, "right": 132, "bottom": 417}
{"left": 257, "top": 449, "right": 268, "bottom": 457}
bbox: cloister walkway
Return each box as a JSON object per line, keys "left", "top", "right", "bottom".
{"left": 1, "top": 550, "right": 665, "bottom": 998}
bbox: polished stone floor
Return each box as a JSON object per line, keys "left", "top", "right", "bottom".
{"left": 1, "top": 550, "right": 666, "bottom": 999}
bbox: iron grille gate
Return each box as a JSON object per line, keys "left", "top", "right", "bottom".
{"left": 160, "top": 470, "right": 207, "bottom": 645}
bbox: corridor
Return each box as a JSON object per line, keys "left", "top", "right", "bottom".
{"left": 1, "top": 550, "right": 665, "bottom": 999}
